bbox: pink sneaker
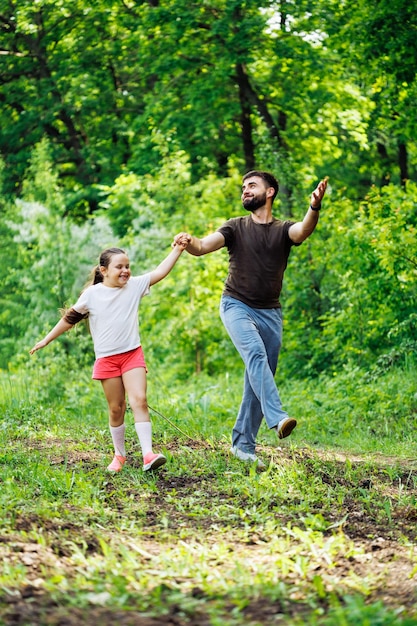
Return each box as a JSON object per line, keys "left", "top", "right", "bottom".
{"left": 143, "top": 452, "right": 166, "bottom": 471}
{"left": 107, "top": 455, "right": 126, "bottom": 472}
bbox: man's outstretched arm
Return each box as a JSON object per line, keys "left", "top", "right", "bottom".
{"left": 289, "top": 178, "right": 328, "bottom": 244}
{"left": 173, "top": 231, "right": 225, "bottom": 256}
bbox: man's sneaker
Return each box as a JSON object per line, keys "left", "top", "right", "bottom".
{"left": 277, "top": 417, "right": 297, "bottom": 439}
{"left": 107, "top": 455, "right": 126, "bottom": 472}
{"left": 143, "top": 452, "right": 166, "bottom": 472}
{"left": 230, "top": 446, "right": 266, "bottom": 472}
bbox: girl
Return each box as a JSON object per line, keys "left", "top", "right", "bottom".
{"left": 30, "top": 239, "right": 189, "bottom": 473}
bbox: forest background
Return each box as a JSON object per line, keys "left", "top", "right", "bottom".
{"left": 1, "top": 1, "right": 417, "bottom": 624}
{"left": 1, "top": 0, "right": 416, "bottom": 402}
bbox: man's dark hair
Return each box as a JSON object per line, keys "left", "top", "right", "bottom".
{"left": 243, "top": 170, "right": 279, "bottom": 202}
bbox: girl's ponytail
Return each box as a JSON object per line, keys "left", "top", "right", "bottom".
{"left": 81, "top": 265, "right": 103, "bottom": 292}
{"left": 92, "top": 265, "right": 104, "bottom": 285}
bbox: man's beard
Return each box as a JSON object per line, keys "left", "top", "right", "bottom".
{"left": 242, "top": 191, "right": 267, "bottom": 212}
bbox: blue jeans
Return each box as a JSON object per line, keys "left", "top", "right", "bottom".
{"left": 219, "top": 296, "right": 289, "bottom": 454}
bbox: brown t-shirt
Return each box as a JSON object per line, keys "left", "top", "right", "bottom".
{"left": 217, "top": 215, "right": 297, "bottom": 309}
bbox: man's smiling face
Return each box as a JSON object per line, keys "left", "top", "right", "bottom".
{"left": 241, "top": 176, "right": 269, "bottom": 212}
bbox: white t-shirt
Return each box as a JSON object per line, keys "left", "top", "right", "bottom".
{"left": 73, "top": 274, "right": 151, "bottom": 359}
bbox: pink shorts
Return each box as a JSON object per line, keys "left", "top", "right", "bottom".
{"left": 92, "top": 346, "right": 147, "bottom": 380}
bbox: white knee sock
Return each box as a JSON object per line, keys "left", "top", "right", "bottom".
{"left": 135, "top": 421, "right": 153, "bottom": 457}
{"left": 110, "top": 423, "right": 126, "bottom": 457}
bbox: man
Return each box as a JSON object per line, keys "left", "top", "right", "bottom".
{"left": 175, "top": 170, "right": 328, "bottom": 470}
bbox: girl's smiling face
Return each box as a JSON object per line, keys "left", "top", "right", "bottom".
{"left": 100, "top": 253, "right": 131, "bottom": 288}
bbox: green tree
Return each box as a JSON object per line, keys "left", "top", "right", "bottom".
{"left": 281, "top": 183, "right": 417, "bottom": 378}
{"left": 2, "top": 0, "right": 400, "bottom": 222}
{"left": 326, "top": 0, "right": 417, "bottom": 187}
{"left": 0, "top": 0, "right": 147, "bottom": 212}
{"left": 1, "top": 140, "right": 114, "bottom": 368}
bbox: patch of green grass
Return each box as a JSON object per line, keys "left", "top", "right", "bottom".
{"left": 280, "top": 367, "right": 417, "bottom": 458}
{"left": 0, "top": 364, "right": 416, "bottom": 624}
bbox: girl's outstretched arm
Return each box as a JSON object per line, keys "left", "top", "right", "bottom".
{"left": 149, "top": 241, "right": 188, "bottom": 286}
{"left": 29, "top": 318, "right": 74, "bottom": 355}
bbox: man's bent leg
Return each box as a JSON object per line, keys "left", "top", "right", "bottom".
{"left": 220, "top": 297, "right": 289, "bottom": 434}
{"left": 257, "top": 306, "right": 296, "bottom": 439}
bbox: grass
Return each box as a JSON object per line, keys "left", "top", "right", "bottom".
{"left": 0, "top": 362, "right": 416, "bottom": 625}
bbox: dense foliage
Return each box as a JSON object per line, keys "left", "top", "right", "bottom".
{"left": 1, "top": 0, "right": 416, "bottom": 382}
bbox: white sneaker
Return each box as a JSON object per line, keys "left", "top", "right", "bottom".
{"left": 277, "top": 417, "right": 297, "bottom": 439}
{"left": 230, "top": 446, "right": 266, "bottom": 471}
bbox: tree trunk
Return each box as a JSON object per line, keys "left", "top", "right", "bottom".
{"left": 398, "top": 142, "right": 408, "bottom": 185}
{"left": 237, "top": 71, "right": 256, "bottom": 171}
